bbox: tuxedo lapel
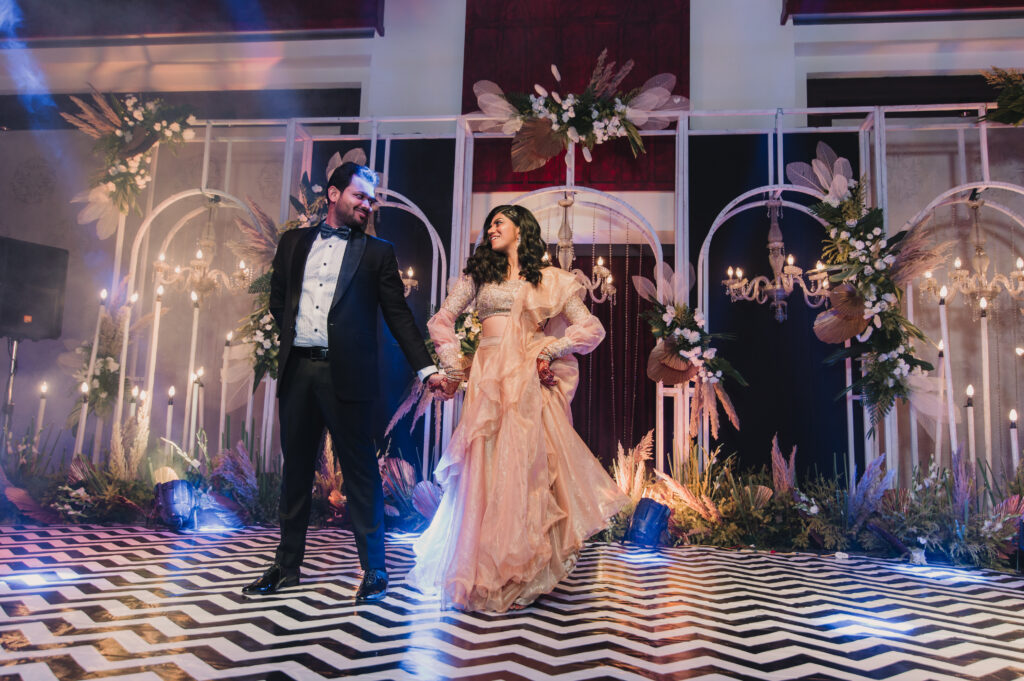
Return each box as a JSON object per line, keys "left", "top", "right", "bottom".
{"left": 288, "top": 228, "right": 319, "bottom": 314}
{"left": 331, "top": 231, "right": 367, "bottom": 310}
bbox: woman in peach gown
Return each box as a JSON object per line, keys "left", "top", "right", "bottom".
{"left": 407, "top": 204, "right": 628, "bottom": 612}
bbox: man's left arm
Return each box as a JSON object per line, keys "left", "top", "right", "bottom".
{"left": 377, "top": 243, "right": 437, "bottom": 383}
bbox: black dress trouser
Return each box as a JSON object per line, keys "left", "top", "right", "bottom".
{"left": 274, "top": 353, "right": 385, "bottom": 571}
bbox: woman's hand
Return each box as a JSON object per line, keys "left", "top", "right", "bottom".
{"left": 537, "top": 357, "right": 557, "bottom": 387}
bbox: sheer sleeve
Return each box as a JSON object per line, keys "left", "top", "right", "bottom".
{"left": 542, "top": 293, "right": 605, "bottom": 360}
{"left": 427, "top": 275, "right": 476, "bottom": 373}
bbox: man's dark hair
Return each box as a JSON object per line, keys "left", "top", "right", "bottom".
{"left": 326, "top": 162, "right": 379, "bottom": 198}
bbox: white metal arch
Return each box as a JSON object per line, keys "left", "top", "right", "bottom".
{"left": 902, "top": 181, "right": 1024, "bottom": 232}
{"left": 377, "top": 187, "right": 448, "bottom": 311}
{"left": 697, "top": 184, "right": 829, "bottom": 323}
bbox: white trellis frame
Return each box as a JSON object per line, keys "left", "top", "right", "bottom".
{"left": 88, "top": 103, "right": 1023, "bottom": 485}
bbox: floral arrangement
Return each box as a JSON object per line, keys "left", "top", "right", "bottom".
{"left": 786, "top": 142, "right": 945, "bottom": 424}
{"left": 452, "top": 311, "right": 482, "bottom": 366}
{"left": 474, "top": 49, "right": 688, "bottom": 171}
{"left": 62, "top": 89, "right": 195, "bottom": 237}
{"left": 981, "top": 67, "right": 1024, "bottom": 126}
{"left": 633, "top": 264, "right": 746, "bottom": 438}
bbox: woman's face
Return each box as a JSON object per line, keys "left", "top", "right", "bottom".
{"left": 486, "top": 211, "right": 519, "bottom": 255}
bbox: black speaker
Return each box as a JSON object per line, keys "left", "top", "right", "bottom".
{"left": 0, "top": 236, "right": 69, "bottom": 341}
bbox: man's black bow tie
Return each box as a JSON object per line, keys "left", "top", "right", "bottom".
{"left": 318, "top": 224, "right": 352, "bottom": 240}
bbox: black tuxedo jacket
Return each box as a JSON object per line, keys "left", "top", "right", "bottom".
{"left": 269, "top": 226, "right": 433, "bottom": 401}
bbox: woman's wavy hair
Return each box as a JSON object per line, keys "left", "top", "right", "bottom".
{"left": 464, "top": 205, "right": 547, "bottom": 287}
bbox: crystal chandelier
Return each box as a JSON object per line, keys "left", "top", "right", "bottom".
{"left": 918, "top": 198, "right": 1024, "bottom": 312}
{"left": 153, "top": 200, "right": 251, "bottom": 299}
{"left": 721, "top": 201, "right": 830, "bottom": 322}
{"left": 553, "top": 193, "right": 616, "bottom": 304}
{"left": 400, "top": 265, "right": 418, "bottom": 298}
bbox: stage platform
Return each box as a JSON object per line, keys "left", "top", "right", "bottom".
{"left": 1, "top": 525, "right": 1022, "bottom": 680}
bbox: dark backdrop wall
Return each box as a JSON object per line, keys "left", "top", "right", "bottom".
{"left": 688, "top": 133, "right": 862, "bottom": 479}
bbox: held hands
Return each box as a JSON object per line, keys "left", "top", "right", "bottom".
{"left": 426, "top": 372, "right": 460, "bottom": 401}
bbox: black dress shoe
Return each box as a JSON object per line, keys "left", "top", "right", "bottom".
{"left": 242, "top": 564, "right": 299, "bottom": 595}
{"left": 354, "top": 568, "right": 388, "bottom": 602}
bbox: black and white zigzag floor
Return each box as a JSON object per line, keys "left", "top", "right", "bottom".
{"left": 1, "top": 525, "right": 1023, "bottom": 680}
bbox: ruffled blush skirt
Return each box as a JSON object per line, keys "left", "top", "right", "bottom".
{"left": 407, "top": 335, "right": 628, "bottom": 612}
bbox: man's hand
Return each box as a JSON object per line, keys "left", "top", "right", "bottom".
{"left": 537, "top": 358, "right": 557, "bottom": 387}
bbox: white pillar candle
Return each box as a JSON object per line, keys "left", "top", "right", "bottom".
{"left": 196, "top": 367, "right": 205, "bottom": 438}
{"left": 84, "top": 289, "right": 107, "bottom": 407}
{"left": 938, "top": 288, "right": 958, "bottom": 452}
{"left": 1011, "top": 410, "right": 1020, "bottom": 474}
{"left": 73, "top": 382, "right": 88, "bottom": 455}
{"left": 182, "top": 291, "right": 200, "bottom": 445}
{"left": 91, "top": 416, "right": 104, "bottom": 465}
{"left": 129, "top": 385, "right": 139, "bottom": 421}
{"left": 113, "top": 292, "right": 138, "bottom": 432}
{"left": 934, "top": 343, "right": 945, "bottom": 465}
{"left": 34, "top": 382, "right": 47, "bottom": 448}
{"left": 165, "top": 386, "right": 175, "bottom": 455}
{"left": 188, "top": 373, "right": 199, "bottom": 454}
{"left": 979, "top": 298, "right": 993, "bottom": 473}
{"left": 144, "top": 285, "right": 164, "bottom": 405}
{"left": 965, "top": 385, "right": 976, "bottom": 467}
{"left": 245, "top": 369, "right": 255, "bottom": 451}
{"left": 218, "top": 332, "right": 232, "bottom": 451}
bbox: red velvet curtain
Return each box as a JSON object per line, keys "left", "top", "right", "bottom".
{"left": 568, "top": 248, "right": 660, "bottom": 465}
{"left": 463, "top": 0, "right": 690, "bottom": 192}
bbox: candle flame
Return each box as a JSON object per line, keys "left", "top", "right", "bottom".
{"left": 1017, "top": 257, "right": 1023, "bottom": 270}
{"left": 239, "top": 260, "right": 246, "bottom": 270}
{"left": 924, "top": 270, "right": 932, "bottom": 278}
{"left": 980, "top": 297, "right": 988, "bottom": 310}
{"left": 606, "top": 275, "right": 613, "bottom": 284}
{"left": 80, "top": 381, "right": 89, "bottom": 394}
{"left": 727, "top": 266, "right": 734, "bottom": 278}
{"left": 131, "top": 385, "right": 139, "bottom": 397}
{"left": 939, "top": 285, "right": 948, "bottom": 299}
{"left": 100, "top": 289, "right": 108, "bottom": 301}
{"left": 156, "top": 285, "right": 165, "bottom": 297}
{"left": 168, "top": 386, "right": 176, "bottom": 398}
{"left": 190, "top": 291, "right": 199, "bottom": 303}
{"left": 1012, "top": 409, "right": 1018, "bottom": 423}
{"left": 736, "top": 268, "right": 743, "bottom": 279}
{"left": 596, "top": 256, "right": 604, "bottom": 267}
{"left": 197, "top": 367, "right": 205, "bottom": 378}
{"left": 938, "top": 339, "right": 944, "bottom": 351}
{"left": 129, "top": 292, "right": 138, "bottom": 304}
{"left": 226, "top": 331, "right": 233, "bottom": 342}
{"left": 966, "top": 384, "right": 974, "bottom": 397}
{"left": 196, "top": 249, "right": 203, "bottom": 260}
{"left": 40, "top": 382, "right": 47, "bottom": 394}
{"left": 954, "top": 257, "right": 962, "bottom": 269}
{"left": 786, "top": 254, "right": 794, "bottom": 266}
{"left": 816, "top": 261, "right": 824, "bottom": 271}
{"left": 541, "top": 252, "right": 550, "bottom": 262}
{"left": 139, "top": 390, "right": 147, "bottom": 402}
{"left": 158, "top": 253, "right": 165, "bottom": 262}
{"left": 406, "top": 268, "right": 414, "bottom": 277}
{"left": 1016, "top": 346, "right": 1024, "bottom": 357}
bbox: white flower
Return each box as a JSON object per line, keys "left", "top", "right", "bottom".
{"left": 261, "top": 339, "right": 272, "bottom": 349}
{"left": 312, "top": 184, "right": 323, "bottom": 193}
{"left": 169, "top": 122, "right": 181, "bottom": 133}
{"left": 704, "top": 347, "right": 717, "bottom": 360}
{"left": 681, "top": 328, "right": 701, "bottom": 344}
{"left": 693, "top": 309, "right": 706, "bottom": 326}
{"left": 153, "top": 122, "right": 162, "bottom": 131}
{"left": 662, "top": 310, "right": 675, "bottom": 324}
{"left": 187, "top": 114, "right": 198, "bottom": 126}
{"left": 133, "top": 109, "right": 144, "bottom": 121}
{"left": 182, "top": 129, "right": 196, "bottom": 141}
{"left": 256, "top": 346, "right": 264, "bottom": 356}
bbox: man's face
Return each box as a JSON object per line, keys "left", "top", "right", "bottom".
{"left": 328, "top": 175, "right": 377, "bottom": 228}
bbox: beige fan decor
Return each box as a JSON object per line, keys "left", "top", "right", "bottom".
{"left": 633, "top": 263, "right": 745, "bottom": 438}
{"left": 472, "top": 50, "right": 688, "bottom": 172}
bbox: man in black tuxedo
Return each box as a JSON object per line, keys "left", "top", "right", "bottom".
{"left": 243, "top": 162, "right": 447, "bottom": 602}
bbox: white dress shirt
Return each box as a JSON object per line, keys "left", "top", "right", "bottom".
{"left": 294, "top": 229, "right": 437, "bottom": 381}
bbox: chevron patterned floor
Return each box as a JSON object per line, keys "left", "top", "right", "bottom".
{"left": 1, "top": 526, "right": 1023, "bottom": 681}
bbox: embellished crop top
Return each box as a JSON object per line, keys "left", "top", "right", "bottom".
{"left": 431, "top": 273, "right": 599, "bottom": 373}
